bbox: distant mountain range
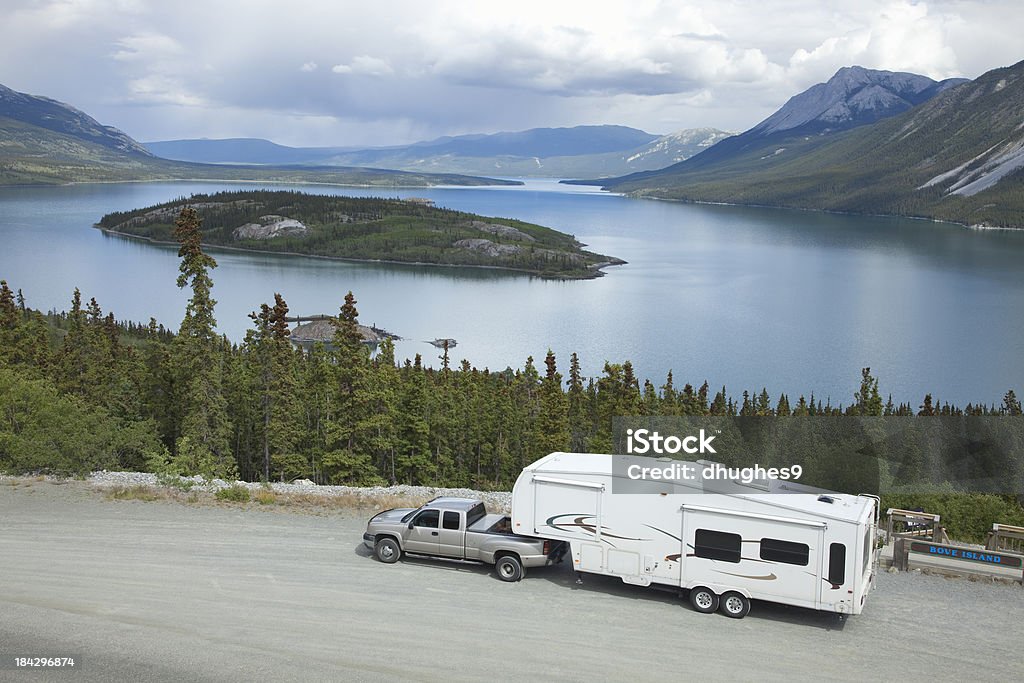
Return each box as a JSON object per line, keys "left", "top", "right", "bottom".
{"left": 144, "top": 126, "right": 732, "bottom": 178}
{"left": 595, "top": 63, "right": 1024, "bottom": 228}
{"left": 0, "top": 84, "right": 517, "bottom": 187}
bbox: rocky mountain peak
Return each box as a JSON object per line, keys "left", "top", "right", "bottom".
{"left": 749, "top": 67, "right": 968, "bottom": 137}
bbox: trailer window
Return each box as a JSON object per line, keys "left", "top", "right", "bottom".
{"left": 828, "top": 543, "right": 846, "bottom": 586}
{"left": 443, "top": 511, "right": 461, "bottom": 530}
{"left": 759, "top": 538, "right": 809, "bottom": 566}
{"left": 695, "top": 529, "right": 742, "bottom": 563}
{"left": 412, "top": 510, "right": 439, "bottom": 528}
{"left": 863, "top": 528, "right": 872, "bottom": 573}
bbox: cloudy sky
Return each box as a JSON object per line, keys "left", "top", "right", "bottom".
{"left": 1, "top": 0, "right": 1020, "bottom": 146}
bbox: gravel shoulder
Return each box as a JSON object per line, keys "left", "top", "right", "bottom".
{"left": 2, "top": 478, "right": 1022, "bottom": 682}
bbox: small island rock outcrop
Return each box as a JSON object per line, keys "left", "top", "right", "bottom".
{"left": 233, "top": 215, "right": 309, "bottom": 240}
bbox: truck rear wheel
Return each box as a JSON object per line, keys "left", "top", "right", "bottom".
{"left": 689, "top": 586, "right": 719, "bottom": 614}
{"left": 495, "top": 554, "right": 524, "bottom": 582}
{"left": 720, "top": 592, "right": 750, "bottom": 619}
{"left": 374, "top": 537, "right": 402, "bottom": 564}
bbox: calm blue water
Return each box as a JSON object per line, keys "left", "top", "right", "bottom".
{"left": 1, "top": 178, "right": 1023, "bottom": 406}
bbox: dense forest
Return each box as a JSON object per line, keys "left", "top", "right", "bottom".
{"left": 98, "top": 190, "right": 622, "bottom": 279}
{"left": 2, "top": 206, "right": 1023, "bottom": 539}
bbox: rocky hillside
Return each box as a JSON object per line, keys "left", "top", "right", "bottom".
{"left": 749, "top": 66, "right": 967, "bottom": 137}
{"left": 599, "top": 61, "right": 1024, "bottom": 228}
{"left": 0, "top": 83, "right": 151, "bottom": 156}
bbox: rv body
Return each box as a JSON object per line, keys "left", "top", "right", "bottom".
{"left": 511, "top": 453, "right": 879, "bottom": 617}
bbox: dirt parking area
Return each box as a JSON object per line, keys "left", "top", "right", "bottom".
{"left": 1, "top": 480, "right": 1022, "bottom": 682}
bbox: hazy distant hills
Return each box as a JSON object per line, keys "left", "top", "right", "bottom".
{"left": 598, "top": 63, "right": 1024, "bottom": 228}
{"left": 145, "top": 126, "right": 732, "bottom": 177}
{"left": 0, "top": 84, "right": 517, "bottom": 187}
{"left": 140, "top": 137, "right": 355, "bottom": 166}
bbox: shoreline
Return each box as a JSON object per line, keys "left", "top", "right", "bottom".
{"left": 95, "top": 226, "right": 624, "bottom": 280}
{"left": 564, "top": 181, "right": 1023, "bottom": 232}
{"left": 62, "top": 175, "right": 523, "bottom": 189}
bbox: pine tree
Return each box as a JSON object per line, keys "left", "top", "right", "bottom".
{"left": 854, "top": 367, "right": 884, "bottom": 416}
{"left": 1003, "top": 389, "right": 1022, "bottom": 416}
{"left": 567, "top": 352, "right": 588, "bottom": 452}
{"left": 246, "top": 294, "right": 302, "bottom": 481}
{"left": 170, "top": 207, "right": 234, "bottom": 477}
{"left": 322, "top": 291, "right": 377, "bottom": 483}
{"left": 535, "top": 350, "right": 570, "bottom": 456}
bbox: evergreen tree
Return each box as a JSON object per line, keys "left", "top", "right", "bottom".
{"left": 322, "top": 292, "right": 377, "bottom": 483}
{"left": 854, "top": 367, "right": 884, "bottom": 416}
{"left": 171, "top": 207, "right": 234, "bottom": 477}
{"left": 1003, "top": 389, "right": 1022, "bottom": 416}
{"left": 245, "top": 294, "right": 302, "bottom": 481}
{"left": 566, "top": 352, "right": 588, "bottom": 452}
{"left": 535, "top": 350, "right": 570, "bottom": 456}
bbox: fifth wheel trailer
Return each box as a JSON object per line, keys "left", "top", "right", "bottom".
{"left": 511, "top": 453, "right": 880, "bottom": 618}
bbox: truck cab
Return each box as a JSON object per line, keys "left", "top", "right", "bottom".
{"left": 363, "top": 497, "right": 564, "bottom": 581}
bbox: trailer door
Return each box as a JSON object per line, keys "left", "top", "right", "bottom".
{"left": 528, "top": 475, "right": 604, "bottom": 543}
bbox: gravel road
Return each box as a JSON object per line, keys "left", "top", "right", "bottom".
{"left": 2, "top": 479, "right": 1022, "bottom": 682}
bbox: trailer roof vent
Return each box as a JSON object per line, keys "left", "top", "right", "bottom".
{"left": 818, "top": 495, "right": 836, "bottom": 504}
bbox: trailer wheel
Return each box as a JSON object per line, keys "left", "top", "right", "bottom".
{"left": 495, "top": 554, "right": 524, "bottom": 582}
{"left": 720, "top": 592, "right": 750, "bottom": 619}
{"left": 374, "top": 537, "right": 402, "bottom": 564}
{"left": 689, "top": 586, "right": 719, "bottom": 614}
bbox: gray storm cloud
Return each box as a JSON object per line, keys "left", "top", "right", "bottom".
{"left": 0, "top": 0, "right": 1019, "bottom": 146}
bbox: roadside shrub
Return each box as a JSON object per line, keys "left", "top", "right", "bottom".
{"left": 155, "top": 472, "right": 195, "bottom": 491}
{"left": 215, "top": 485, "right": 250, "bottom": 503}
{"left": 881, "top": 492, "right": 1024, "bottom": 543}
{"left": 107, "top": 485, "right": 161, "bottom": 502}
{"left": 253, "top": 489, "right": 277, "bottom": 505}
{"left": 0, "top": 368, "right": 162, "bottom": 476}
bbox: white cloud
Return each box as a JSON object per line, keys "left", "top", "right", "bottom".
{"left": 299, "top": 61, "right": 317, "bottom": 72}
{"left": 331, "top": 56, "right": 394, "bottom": 77}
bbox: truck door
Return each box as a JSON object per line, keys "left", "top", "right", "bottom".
{"left": 437, "top": 510, "right": 464, "bottom": 558}
{"left": 405, "top": 509, "right": 441, "bottom": 555}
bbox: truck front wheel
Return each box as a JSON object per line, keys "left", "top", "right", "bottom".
{"left": 374, "top": 537, "right": 402, "bottom": 564}
{"left": 495, "top": 554, "right": 524, "bottom": 582}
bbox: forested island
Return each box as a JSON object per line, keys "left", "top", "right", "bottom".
{"left": 97, "top": 190, "right": 623, "bottom": 279}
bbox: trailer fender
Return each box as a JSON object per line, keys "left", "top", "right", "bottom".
{"left": 688, "top": 582, "right": 751, "bottom": 600}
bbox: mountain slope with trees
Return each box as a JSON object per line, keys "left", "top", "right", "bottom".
{"left": 599, "top": 61, "right": 1024, "bottom": 228}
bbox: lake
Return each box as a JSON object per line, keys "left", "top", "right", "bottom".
{"left": 1, "top": 178, "right": 1023, "bottom": 406}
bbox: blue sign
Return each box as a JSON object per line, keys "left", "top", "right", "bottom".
{"left": 909, "top": 541, "right": 1023, "bottom": 569}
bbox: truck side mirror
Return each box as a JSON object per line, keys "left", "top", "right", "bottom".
{"left": 408, "top": 521, "right": 415, "bottom": 529}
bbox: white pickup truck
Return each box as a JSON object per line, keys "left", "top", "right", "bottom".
{"left": 362, "top": 497, "right": 566, "bottom": 581}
